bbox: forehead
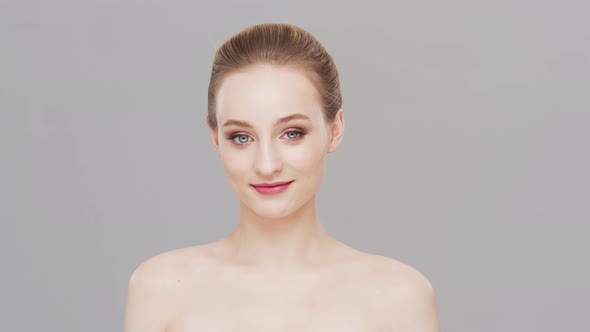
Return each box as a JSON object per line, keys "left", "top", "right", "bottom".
{"left": 216, "top": 65, "right": 323, "bottom": 125}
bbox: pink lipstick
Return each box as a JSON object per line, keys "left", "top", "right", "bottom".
{"left": 251, "top": 180, "right": 294, "bottom": 195}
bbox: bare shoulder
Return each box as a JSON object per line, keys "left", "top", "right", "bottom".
{"left": 128, "top": 244, "right": 219, "bottom": 286}
{"left": 360, "top": 253, "right": 435, "bottom": 292}
{"left": 123, "top": 244, "right": 217, "bottom": 332}
{"left": 354, "top": 252, "right": 441, "bottom": 331}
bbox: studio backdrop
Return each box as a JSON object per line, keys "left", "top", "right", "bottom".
{"left": 1, "top": 1, "right": 589, "bottom": 331}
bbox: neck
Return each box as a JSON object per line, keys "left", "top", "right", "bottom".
{"left": 224, "top": 196, "right": 333, "bottom": 270}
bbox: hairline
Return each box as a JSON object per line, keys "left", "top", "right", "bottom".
{"left": 212, "top": 63, "right": 330, "bottom": 132}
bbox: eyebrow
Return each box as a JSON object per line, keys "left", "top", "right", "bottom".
{"left": 222, "top": 113, "right": 311, "bottom": 128}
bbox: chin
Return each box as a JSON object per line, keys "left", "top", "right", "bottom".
{"left": 247, "top": 201, "right": 299, "bottom": 220}
{"left": 239, "top": 191, "right": 313, "bottom": 220}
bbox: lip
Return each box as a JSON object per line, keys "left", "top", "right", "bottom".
{"left": 251, "top": 180, "right": 294, "bottom": 195}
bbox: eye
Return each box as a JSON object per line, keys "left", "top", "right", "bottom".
{"left": 282, "top": 130, "right": 304, "bottom": 140}
{"left": 230, "top": 134, "right": 252, "bottom": 145}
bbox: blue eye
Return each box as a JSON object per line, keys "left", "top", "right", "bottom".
{"left": 283, "top": 131, "right": 303, "bottom": 140}
{"left": 231, "top": 134, "right": 251, "bottom": 144}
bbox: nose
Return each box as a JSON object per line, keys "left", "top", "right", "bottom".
{"left": 254, "top": 141, "right": 282, "bottom": 178}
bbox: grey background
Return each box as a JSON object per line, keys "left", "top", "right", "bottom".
{"left": 1, "top": 0, "right": 588, "bottom": 331}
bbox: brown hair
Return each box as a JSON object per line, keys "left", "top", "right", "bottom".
{"left": 207, "top": 23, "right": 342, "bottom": 130}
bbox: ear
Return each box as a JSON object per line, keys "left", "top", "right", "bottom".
{"left": 211, "top": 128, "right": 220, "bottom": 155}
{"left": 328, "top": 109, "right": 345, "bottom": 153}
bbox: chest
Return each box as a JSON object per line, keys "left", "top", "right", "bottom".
{"left": 166, "top": 282, "right": 393, "bottom": 332}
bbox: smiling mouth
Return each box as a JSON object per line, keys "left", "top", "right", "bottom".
{"left": 251, "top": 180, "right": 294, "bottom": 195}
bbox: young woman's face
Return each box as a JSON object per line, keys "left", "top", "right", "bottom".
{"left": 212, "top": 64, "right": 343, "bottom": 219}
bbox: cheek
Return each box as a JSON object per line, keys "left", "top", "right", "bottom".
{"left": 284, "top": 138, "right": 327, "bottom": 171}
{"left": 219, "top": 147, "right": 250, "bottom": 179}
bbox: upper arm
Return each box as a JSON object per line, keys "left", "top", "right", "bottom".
{"left": 123, "top": 257, "right": 175, "bottom": 332}
{"left": 390, "top": 268, "right": 441, "bottom": 332}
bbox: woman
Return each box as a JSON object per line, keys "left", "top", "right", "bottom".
{"left": 123, "top": 23, "right": 440, "bottom": 332}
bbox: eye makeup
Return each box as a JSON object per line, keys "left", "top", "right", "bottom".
{"left": 281, "top": 128, "right": 307, "bottom": 141}
{"left": 225, "top": 127, "right": 308, "bottom": 146}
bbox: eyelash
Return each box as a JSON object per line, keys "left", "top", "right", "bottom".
{"left": 228, "top": 130, "right": 306, "bottom": 145}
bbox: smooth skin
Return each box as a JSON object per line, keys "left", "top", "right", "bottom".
{"left": 123, "top": 64, "right": 441, "bottom": 332}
